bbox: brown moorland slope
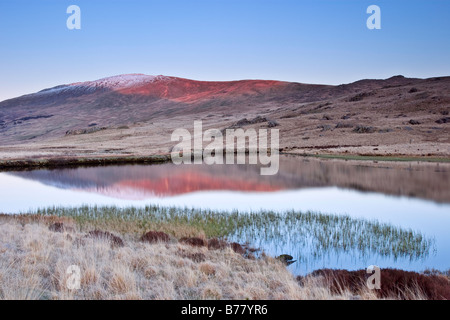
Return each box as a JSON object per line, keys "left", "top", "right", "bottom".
{"left": 0, "top": 74, "right": 449, "bottom": 161}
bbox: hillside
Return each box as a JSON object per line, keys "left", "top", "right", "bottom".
{"left": 0, "top": 74, "right": 449, "bottom": 160}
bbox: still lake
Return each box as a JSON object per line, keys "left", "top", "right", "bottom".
{"left": 1, "top": 155, "right": 449, "bottom": 274}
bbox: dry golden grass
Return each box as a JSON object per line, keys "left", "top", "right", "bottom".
{"left": 0, "top": 213, "right": 205, "bottom": 240}
{"left": 0, "top": 218, "right": 372, "bottom": 300}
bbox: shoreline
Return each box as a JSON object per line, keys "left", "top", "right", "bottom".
{"left": 1, "top": 206, "right": 440, "bottom": 275}
{"left": 1, "top": 151, "right": 449, "bottom": 171}
{"left": 0, "top": 154, "right": 171, "bottom": 171}
{"left": 286, "top": 152, "right": 450, "bottom": 163}
{"left": 0, "top": 213, "right": 448, "bottom": 300}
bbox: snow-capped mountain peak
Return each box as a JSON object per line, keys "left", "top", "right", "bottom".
{"left": 37, "top": 74, "right": 170, "bottom": 96}
{"left": 70, "top": 74, "right": 169, "bottom": 90}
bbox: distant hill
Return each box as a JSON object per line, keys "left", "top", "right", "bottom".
{"left": 0, "top": 74, "right": 449, "bottom": 159}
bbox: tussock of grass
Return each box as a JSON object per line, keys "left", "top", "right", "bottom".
{"left": 299, "top": 268, "right": 450, "bottom": 300}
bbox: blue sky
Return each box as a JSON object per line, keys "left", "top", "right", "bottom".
{"left": 1, "top": 0, "right": 449, "bottom": 101}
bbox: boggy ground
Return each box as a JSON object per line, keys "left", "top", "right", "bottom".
{"left": 0, "top": 214, "right": 448, "bottom": 300}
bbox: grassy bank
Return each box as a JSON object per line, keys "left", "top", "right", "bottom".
{"left": 0, "top": 155, "right": 171, "bottom": 171}
{"left": 287, "top": 153, "right": 450, "bottom": 163}
{"left": 2, "top": 150, "right": 450, "bottom": 172}
{"left": 0, "top": 208, "right": 447, "bottom": 300}
{"left": 0, "top": 215, "right": 366, "bottom": 300}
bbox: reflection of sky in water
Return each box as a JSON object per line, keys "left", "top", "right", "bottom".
{"left": 1, "top": 172, "right": 449, "bottom": 274}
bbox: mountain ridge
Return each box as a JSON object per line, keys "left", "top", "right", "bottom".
{"left": 0, "top": 74, "right": 449, "bottom": 160}
{"left": 3, "top": 73, "right": 435, "bottom": 104}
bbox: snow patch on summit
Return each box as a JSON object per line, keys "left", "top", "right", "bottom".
{"left": 71, "top": 74, "right": 169, "bottom": 90}
{"left": 37, "top": 74, "right": 170, "bottom": 96}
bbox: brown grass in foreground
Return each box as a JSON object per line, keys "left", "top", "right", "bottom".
{"left": 298, "top": 269, "right": 450, "bottom": 300}
{"left": 0, "top": 216, "right": 447, "bottom": 300}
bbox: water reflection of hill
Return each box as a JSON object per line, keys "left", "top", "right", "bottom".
{"left": 10, "top": 156, "right": 450, "bottom": 202}
{"left": 279, "top": 156, "right": 450, "bottom": 203}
